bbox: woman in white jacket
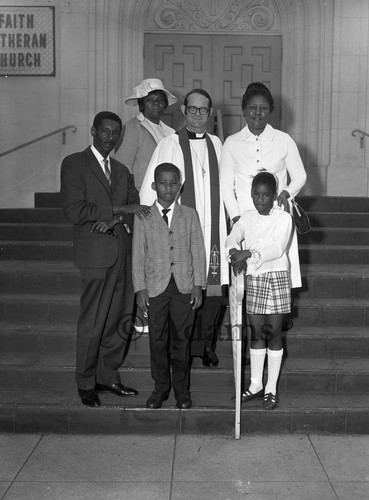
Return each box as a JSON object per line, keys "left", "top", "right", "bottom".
{"left": 220, "top": 81, "right": 307, "bottom": 289}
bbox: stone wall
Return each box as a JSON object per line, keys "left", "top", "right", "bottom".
{"left": 1, "top": 0, "right": 368, "bottom": 207}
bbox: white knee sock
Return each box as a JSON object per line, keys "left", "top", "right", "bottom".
{"left": 248, "top": 348, "right": 266, "bottom": 394}
{"left": 265, "top": 348, "right": 283, "bottom": 395}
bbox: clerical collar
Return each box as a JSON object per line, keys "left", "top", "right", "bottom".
{"left": 185, "top": 129, "right": 206, "bottom": 140}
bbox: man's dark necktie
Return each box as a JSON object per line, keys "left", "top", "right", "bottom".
{"left": 102, "top": 158, "right": 111, "bottom": 185}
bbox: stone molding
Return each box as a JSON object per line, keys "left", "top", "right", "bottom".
{"left": 145, "top": 0, "right": 280, "bottom": 33}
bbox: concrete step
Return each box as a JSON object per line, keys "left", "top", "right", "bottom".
{"left": 297, "top": 195, "right": 369, "bottom": 212}
{"left": 2, "top": 261, "right": 369, "bottom": 299}
{"left": 308, "top": 212, "right": 369, "bottom": 228}
{"left": 34, "top": 192, "right": 61, "bottom": 208}
{"left": 291, "top": 297, "right": 369, "bottom": 327}
{"left": 0, "top": 261, "right": 80, "bottom": 295}
{"left": 297, "top": 264, "right": 369, "bottom": 299}
{"left": 0, "top": 293, "right": 80, "bottom": 324}
{"left": 299, "top": 227, "right": 369, "bottom": 246}
{"left": 0, "top": 208, "right": 66, "bottom": 223}
{"left": 3, "top": 224, "right": 369, "bottom": 246}
{"left": 2, "top": 208, "right": 369, "bottom": 229}
{"left": 3, "top": 241, "right": 369, "bottom": 264}
{"left": 0, "top": 241, "right": 73, "bottom": 260}
{"left": 299, "top": 245, "right": 369, "bottom": 265}
{"left": 0, "top": 223, "right": 73, "bottom": 241}
{"left": 1, "top": 389, "right": 368, "bottom": 435}
{"left": 1, "top": 198, "right": 368, "bottom": 437}
{"left": 0, "top": 353, "right": 368, "bottom": 394}
{"left": 33, "top": 193, "right": 369, "bottom": 213}
{"left": 1, "top": 322, "right": 368, "bottom": 359}
{"left": 1, "top": 292, "right": 368, "bottom": 327}
{"left": 2, "top": 212, "right": 369, "bottom": 229}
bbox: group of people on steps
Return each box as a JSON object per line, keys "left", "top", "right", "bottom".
{"left": 60, "top": 79, "right": 306, "bottom": 412}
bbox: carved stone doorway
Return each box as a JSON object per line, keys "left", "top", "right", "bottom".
{"left": 144, "top": 33, "right": 282, "bottom": 139}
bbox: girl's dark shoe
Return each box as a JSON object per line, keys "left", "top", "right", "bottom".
{"left": 263, "top": 392, "right": 279, "bottom": 410}
{"left": 241, "top": 388, "right": 264, "bottom": 403}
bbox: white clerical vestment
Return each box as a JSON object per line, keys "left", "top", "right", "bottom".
{"left": 139, "top": 132, "right": 229, "bottom": 288}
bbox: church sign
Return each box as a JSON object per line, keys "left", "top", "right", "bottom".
{"left": 0, "top": 6, "right": 55, "bottom": 76}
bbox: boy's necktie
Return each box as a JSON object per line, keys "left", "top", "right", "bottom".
{"left": 162, "top": 208, "right": 170, "bottom": 225}
{"left": 102, "top": 158, "right": 111, "bottom": 185}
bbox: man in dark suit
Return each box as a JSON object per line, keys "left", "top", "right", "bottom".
{"left": 60, "top": 111, "right": 150, "bottom": 407}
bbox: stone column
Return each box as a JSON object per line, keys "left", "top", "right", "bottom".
{"left": 327, "top": 0, "right": 369, "bottom": 196}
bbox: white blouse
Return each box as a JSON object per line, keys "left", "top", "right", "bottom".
{"left": 225, "top": 208, "right": 293, "bottom": 277}
{"left": 220, "top": 124, "right": 307, "bottom": 220}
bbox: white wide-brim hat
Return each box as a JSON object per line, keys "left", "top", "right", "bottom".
{"left": 125, "top": 78, "right": 177, "bottom": 106}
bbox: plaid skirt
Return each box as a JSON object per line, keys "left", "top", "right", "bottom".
{"left": 246, "top": 271, "right": 291, "bottom": 315}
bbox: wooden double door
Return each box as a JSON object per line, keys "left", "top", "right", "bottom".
{"left": 144, "top": 33, "right": 282, "bottom": 139}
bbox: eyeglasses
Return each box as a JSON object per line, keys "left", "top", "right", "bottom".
{"left": 186, "top": 106, "right": 210, "bottom": 116}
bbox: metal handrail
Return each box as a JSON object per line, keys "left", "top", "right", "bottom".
{"left": 0, "top": 125, "right": 77, "bottom": 158}
{"left": 352, "top": 129, "right": 369, "bottom": 148}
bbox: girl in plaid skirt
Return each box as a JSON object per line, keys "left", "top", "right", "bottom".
{"left": 226, "top": 172, "right": 296, "bottom": 410}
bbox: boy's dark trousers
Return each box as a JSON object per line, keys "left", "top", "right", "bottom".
{"left": 148, "top": 276, "right": 195, "bottom": 397}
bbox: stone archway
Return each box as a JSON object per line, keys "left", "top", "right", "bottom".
{"left": 143, "top": 1, "right": 283, "bottom": 138}
{"left": 113, "top": 0, "right": 334, "bottom": 194}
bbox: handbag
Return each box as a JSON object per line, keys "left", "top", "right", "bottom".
{"left": 290, "top": 198, "right": 311, "bottom": 234}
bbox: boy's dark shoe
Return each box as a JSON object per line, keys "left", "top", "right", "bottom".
{"left": 202, "top": 350, "right": 219, "bottom": 367}
{"left": 176, "top": 393, "right": 192, "bottom": 409}
{"left": 78, "top": 388, "right": 101, "bottom": 407}
{"left": 146, "top": 390, "right": 169, "bottom": 409}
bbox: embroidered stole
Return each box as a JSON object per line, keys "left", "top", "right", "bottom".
{"left": 178, "top": 127, "right": 221, "bottom": 291}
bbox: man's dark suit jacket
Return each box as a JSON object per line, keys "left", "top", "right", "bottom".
{"left": 60, "top": 147, "right": 139, "bottom": 268}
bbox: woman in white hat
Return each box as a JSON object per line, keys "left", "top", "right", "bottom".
{"left": 115, "top": 79, "right": 177, "bottom": 334}
{"left": 114, "top": 78, "right": 178, "bottom": 190}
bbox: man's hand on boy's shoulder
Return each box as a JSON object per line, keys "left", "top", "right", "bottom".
{"left": 113, "top": 204, "right": 151, "bottom": 220}
{"left": 136, "top": 290, "right": 149, "bottom": 316}
{"left": 190, "top": 285, "right": 203, "bottom": 310}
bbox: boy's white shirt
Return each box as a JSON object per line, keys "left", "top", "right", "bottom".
{"left": 155, "top": 200, "right": 175, "bottom": 226}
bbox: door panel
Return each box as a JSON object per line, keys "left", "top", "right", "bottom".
{"left": 144, "top": 33, "right": 281, "bottom": 139}
{"left": 144, "top": 35, "right": 212, "bottom": 132}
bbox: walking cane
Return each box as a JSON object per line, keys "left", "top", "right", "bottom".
{"left": 229, "top": 270, "right": 244, "bottom": 439}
